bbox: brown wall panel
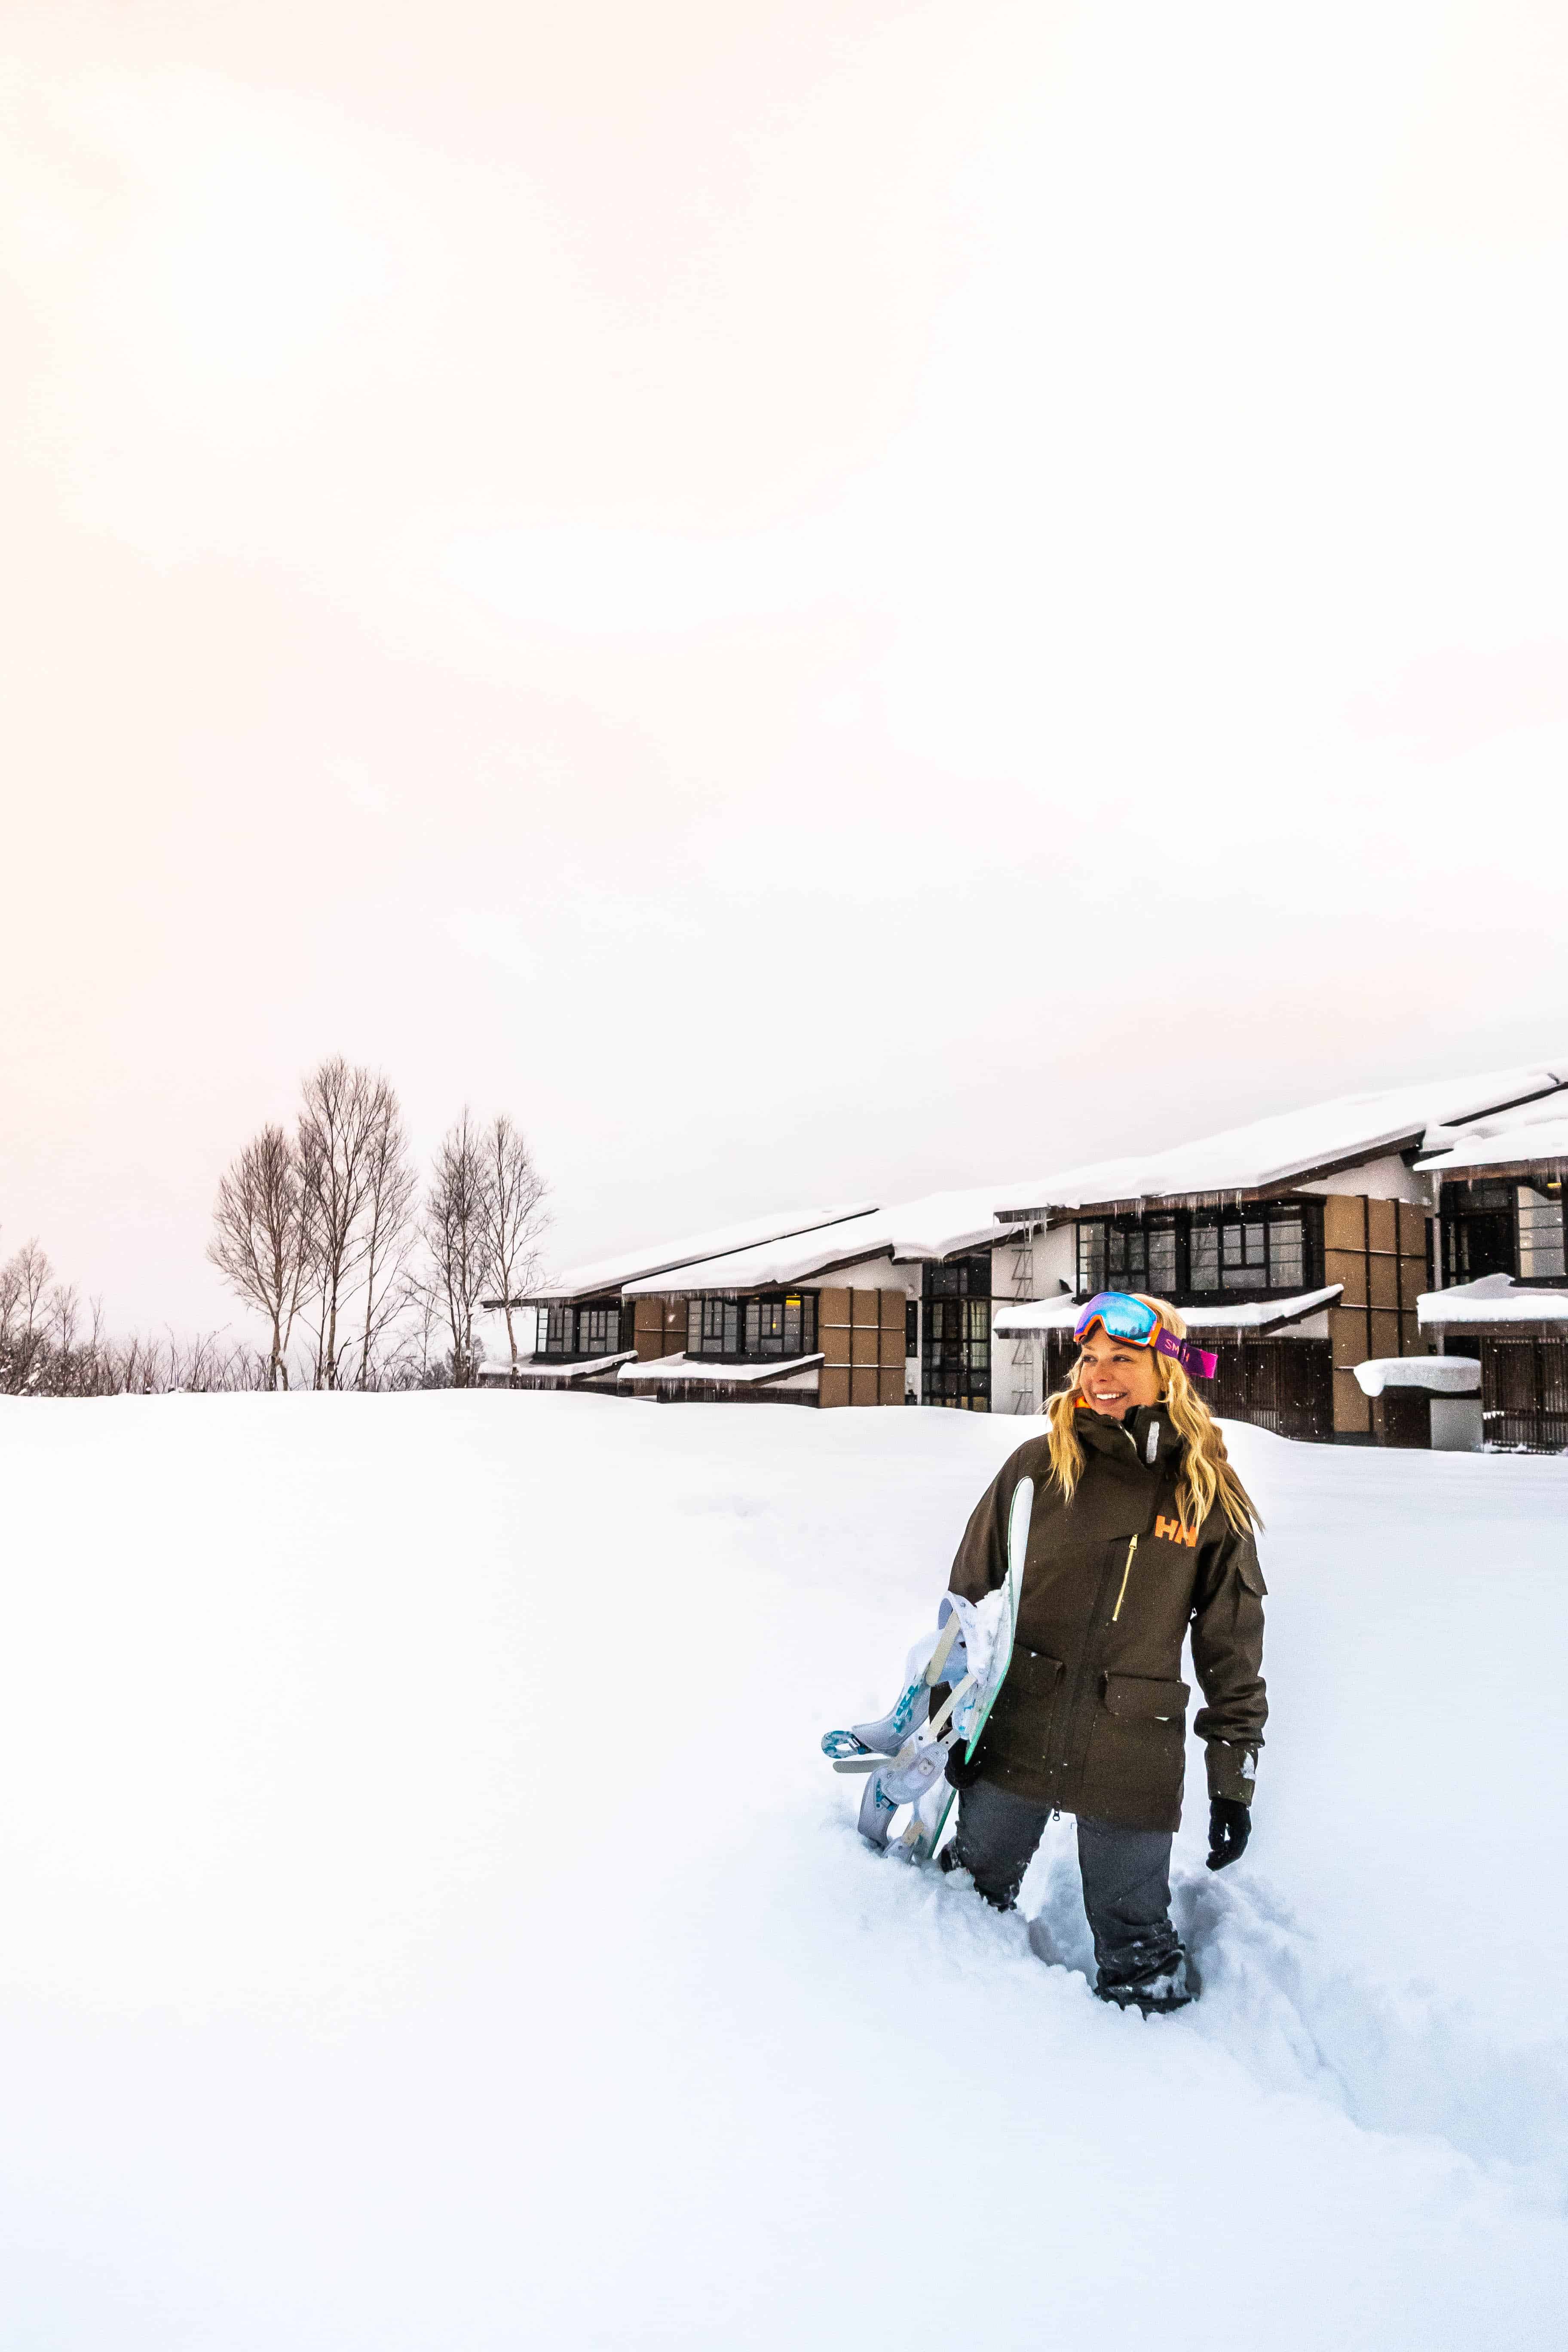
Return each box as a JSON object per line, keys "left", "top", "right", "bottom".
{"left": 1366, "top": 1198, "right": 1399, "bottom": 1255}
{"left": 878, "top": 1367, "right": 905, "bottom": 1406}
{"left": 880, "top": 1291, "right": 905, "bottom": 1334}
{"left": 1323, "top": 1196, "right": 1366, "bottom": 1252}
{"left": 1325, "top": 1249, "right": 1368, "bottom": 1307}
{"left": 634, "top": 1299, "right": 668, "bottom": 1362}
{"left": 1369, "top": 1256, "right": 1400, "bottom": 1311}
{"left": 819, "top": 1287, "right": 851, "bottom": 1329}
{"left": 1330, "top": 1307, "right": 1370, "bottom": 1367}
{"left": 851, "top": 1289, "right": 881, "bottom": 1328}
{"left": 1333, "top": 1368, "right": 1372, "bottom": 1434}
{"left": 1369, "top": 1309, "right": 1401, "bottom": 1357}
{"left": 851, "top": 1329, "right": 880, "bottom": 1368}
{"left": 1401, "top": 1313, "right": 1426, "bottom": 1355}
{"left": 1398, "top": 1204, "right": 1428, "bottom": 1257}
{"left": 850, "top": 1367, "right": 880, "bottom": 1407}
{"left": 819, "top": 1366, "right": 850, "bottom": 1409}
{"left": 822, "top": 1326, "right": 851, "bottom": 1368}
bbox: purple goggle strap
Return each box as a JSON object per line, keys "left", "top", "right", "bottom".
{"left": 1154, "top": 1329, "right": 1219, "bottom": 1381}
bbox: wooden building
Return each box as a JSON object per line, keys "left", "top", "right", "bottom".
{"left": 617, "top": 1194, "right": 1035, "bottom": 1410}
{"left": 1415, "top": 1102, "right": 1568, "bottom": 1452}
{"left": 993, "top": 1063, "right": 1568, "bottom": 1443}
{"left": 478, "top": 1057, "right": 1568, "bottom": 1446}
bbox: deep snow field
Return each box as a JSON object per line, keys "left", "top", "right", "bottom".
{"left": 0, "top": 1392, "right": 1565, "bottom": 2349}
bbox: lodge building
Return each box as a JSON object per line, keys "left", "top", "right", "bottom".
{"left": 480, "top": 1058, "right": 1568, "bottom": 1450}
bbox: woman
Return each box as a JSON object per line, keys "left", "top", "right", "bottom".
{"left": 937, "top": 1291, "right": 1267, "bottom": 2014}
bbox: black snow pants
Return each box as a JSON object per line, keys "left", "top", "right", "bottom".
{"left": 951, "top": 1779, "right": 1182, "bottom": 1995}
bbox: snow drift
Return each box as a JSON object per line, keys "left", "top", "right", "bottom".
{"left": 0, "top": 1393, "right": 1563, "bottom": 2347}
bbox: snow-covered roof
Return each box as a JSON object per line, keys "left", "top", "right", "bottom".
{"left": 527, "top": 1201, "right": 879, "bottom": 1302}
{"left": 993, "top": 1061, "right": 1568, "bottom": 1216}
{"left": 1417, "top": 1274, "right": 1568, "bottom": 1328}
{"left": 1415, "top": 1112, "right": 1568, "bottom": 1176}
{"left": 480, "top": 1351, "right": 637, "bottom": 1384}
{"left": 995, "top": 1285, "right": 1342, "bottom": 1338}
{"left": 623, "top": 1189, "right": 1028, "bottom": 1297}
{"left": 617, "top": 1351, "right": 824, "bottom": 1386}
{"left": 1352, "top": 1357, "right": 1480, "bottom": 1397}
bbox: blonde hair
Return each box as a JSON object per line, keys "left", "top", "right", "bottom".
{"left": 1044, "top": 1293, "right": 1261, "bottom": 1536}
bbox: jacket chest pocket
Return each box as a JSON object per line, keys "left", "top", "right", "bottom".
{"left": 981, "top": 1646, "right": 1064, "bottom": 1772}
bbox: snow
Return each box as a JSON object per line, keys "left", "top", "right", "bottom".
{"left": 478, "top": 1350, "right": 635, "bottom": 1384}
{"left": 535, "top": 1200, "right": 879, "bottom": 1301}
{"left": 1417, "top": 1116, "right": 1568, "bottom": 1173}
{"left": 1352, "top": 1356, "right": 1480, "bottom": 1397}
{"left": 618, "top": 1350, "right": 824, "bottom": 1384}
{"left": 994, "top": 1059, "right": 1568, "bottom": 1212}
{"left": 1419, "top": 1273, "right": 1568, "bottom": 1327}
{"left": 623, "top": 1188, "right": 1027, "bottom": 1295}
{"left": 995, "top": 1285, "right": 1342, "bottom": 1335}
{"left": 0, "top": 1393, "right": 1565, "bottom": 2348}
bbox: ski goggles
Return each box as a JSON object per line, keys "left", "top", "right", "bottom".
{"left": 1073, "top": 1292, "right": 1218, "bottom": 1381}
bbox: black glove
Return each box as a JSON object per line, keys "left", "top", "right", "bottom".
{"left": 1206, "top": 1796, "right": 1250, "bottom": 1871}
{"left": 945, "top": 1742, "right": 987, "bottom": 1790}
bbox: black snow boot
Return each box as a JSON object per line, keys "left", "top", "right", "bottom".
{"left": 1096, "top": 1950, "right": 1201, "bottom": 2016}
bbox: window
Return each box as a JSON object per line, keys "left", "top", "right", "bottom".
{"left": 687, "top": 1297, "right": 740, "bottom": 1356}
{"left": 1075, "top": 1207, "right": 1317, "bottom": 1302}
{"left": 686, "top": 1292, "right": 817, "bottom": 1360}
{"left": 540, "top": 1299, "right": 624, "bottom": 1357}
{"left": 579, "top": 1305, "right": 622, "bottom": 1356}
{"left": 1209, "top": 1211, "right": 1303, "bottom": 1294}
{"left": 1517, "top": 1185, "right": 1566, "bottom": 1281}
{"left": 1440, "top": 1179, "right": 1558, "bottom": 1284}
{"left": 743, "top": 1294, "right": 815, "bottom": 1356}
{"left": 922, "top": 1260, "right": 991, "bottom": 1408}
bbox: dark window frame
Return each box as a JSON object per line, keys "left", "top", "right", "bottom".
{"left": 1074, "top": 1201, "right": 1323, "bottom": 1306}
{"left": 922, "top": 1252, "right": 992, "bottom": 1409}
{"left": 1442, "top": 1176, "right": 1566, "bottom": 1286}
{"left": 538, "top": 1298, "right": 626, "bottom": 1360}
{"left": 684, "top": 1290, "right": 820, "bottom": 1364}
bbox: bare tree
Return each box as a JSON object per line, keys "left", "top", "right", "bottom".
{"left": 0, "top": 1239, "right": 55, "bottom": 1394}
{"left": 424, "top": 1110, "right": 490, "bottom": 1387}
{"left": 480, "top": 1115, "right": 551, "bottom": 1372}
{"left": 354, "top": 1079, "right": 419, "bottom": 1389}
{"left": 206, "top": 1124, "right": 312, "bottom": 1390}
{"left": 297, "top": 1057, "right": 380, "bottom": 1390}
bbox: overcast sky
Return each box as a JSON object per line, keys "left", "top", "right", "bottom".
{"left": 4, "top": 0, "right": 1568, "bottom": 1332}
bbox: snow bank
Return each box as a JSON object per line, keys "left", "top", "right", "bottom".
{"left": 0, "top": 1395, "right": 1563, "bottom": 2348}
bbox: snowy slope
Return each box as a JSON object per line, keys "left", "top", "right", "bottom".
{"left": 0, "top": 1395, "right": 1563, "bottom": 2348}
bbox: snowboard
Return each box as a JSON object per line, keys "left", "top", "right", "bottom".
{"left": 822, "top": 1475, "right": 1034, "bottom": 1865}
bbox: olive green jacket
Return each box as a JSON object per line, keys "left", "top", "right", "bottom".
{"left": 945, "top": 1405, "right": 1268, "bottom": 1832}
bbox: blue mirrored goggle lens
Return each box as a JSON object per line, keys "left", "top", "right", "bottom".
{"left": 1074, "top": 1291, "right": 1158, "bottom": 1344}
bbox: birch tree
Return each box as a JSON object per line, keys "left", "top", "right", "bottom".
{"left": 298, "top": 1057, "right": 379, "bottom": 1389}
{"left": 480, "top": 1114, "right": 551, "bottom": 1371}
{"left": 206, "top": 1123, "right": 313, "bottom": 1389}
{"left": 355, "top": 1081, "right": 419, "bottom": 1388}
{"left": 424, "top": 1110, "right": 489, "bottom": 1387}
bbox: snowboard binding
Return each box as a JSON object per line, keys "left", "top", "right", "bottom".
{"left": 820, "top": 1479, "right": 1035, "bottom": 1867}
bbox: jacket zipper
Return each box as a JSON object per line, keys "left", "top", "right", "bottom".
{"left": 1110, "top": 1534, "right": 1139, "bottom": 1624}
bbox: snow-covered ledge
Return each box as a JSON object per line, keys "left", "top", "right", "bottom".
{"left": 995, "top": 1285, "right": 1342, "bottom": 1339}
{"left": 1352, "top": 1357, "right": 1479, "bottom": 1398}
{"left": 1417, "top": 1274, "right": 1568, "bottom": 1329}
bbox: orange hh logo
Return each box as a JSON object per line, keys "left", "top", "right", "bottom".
{"left": 1155, "top": 1515, "right": 1198, "bottom": 1548}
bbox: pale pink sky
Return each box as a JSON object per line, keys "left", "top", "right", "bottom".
{"left": 4, "top": 1, "right": 1568, "bottom": 1331}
